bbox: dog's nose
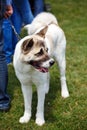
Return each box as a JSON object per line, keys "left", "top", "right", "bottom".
{"left": 49, "top": 60, "right": 55, "bottom": 66}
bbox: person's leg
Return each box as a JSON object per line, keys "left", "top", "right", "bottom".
{"left": 0, "top": 21, "right": 10, "bottom": 111}
{"left": 34, "top": 0, "right": 44, "bottom": 16}
{"left": 11, "top": 0, "right": 34, "bottom": 54}
{"left": 29, "top": 0, "right": 34, "bottom": 14}
{"left": 16, "top": 0, "right": 34, "bottom": 24}
{"left": 11, "top": 2, "right": 22, "bottom": 54}
{"left": 2, "top": 19, "right": 13, "bottom": 64}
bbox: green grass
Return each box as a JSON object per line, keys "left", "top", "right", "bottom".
{"left": 0, "top": 0, "right": 87, "bottom": 129}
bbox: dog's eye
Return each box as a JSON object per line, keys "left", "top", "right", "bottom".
{"left": 35, "top": 48, "right": 43, "bottom": 56}
{"left": 46, "top": 48, "right": 48, "bottom": 52}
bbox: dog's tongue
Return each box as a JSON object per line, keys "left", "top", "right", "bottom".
{"left": 38, "top": 67, "right": 48, "bottom": 73}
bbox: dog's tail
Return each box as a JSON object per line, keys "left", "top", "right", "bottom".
{"left": 47, "top": 21, "right": 58, "bottom": 26}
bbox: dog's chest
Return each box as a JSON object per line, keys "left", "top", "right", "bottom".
{"left": 17, "top": 65, "right": 46, "bottom": 82}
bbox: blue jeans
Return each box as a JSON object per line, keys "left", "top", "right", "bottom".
{"left": 3, "top": 0, "right": 34, "bottom": 64}
{"left": 2, "top": 19, "right": 13, "bottom": 64}
{"left": 29, "top": 0, "right": 44, "bottom": 16}
{"left": 34, "top": 0, "right": 44, "bottom": 16}
{"left": 0, "top": 20, "right": 10, "bottom": 108}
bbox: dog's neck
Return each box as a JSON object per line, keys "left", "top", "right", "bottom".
{"left": 44, "top": 35, "right": 54, "bottom": 56}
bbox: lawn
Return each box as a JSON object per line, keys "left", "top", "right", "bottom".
{"left": 0, "top": 0, "right": 87, "bottom": 130}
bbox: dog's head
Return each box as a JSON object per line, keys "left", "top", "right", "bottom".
{"left": 20, "top": 26, "right": 55, "bottom": 73}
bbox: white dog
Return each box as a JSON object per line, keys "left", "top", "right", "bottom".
{"left": 13, "top": 12, "right": 69, "bottom": 126}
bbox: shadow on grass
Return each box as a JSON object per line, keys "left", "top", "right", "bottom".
{"left": 45, "top": 67, "right": 61, "bottom": 123}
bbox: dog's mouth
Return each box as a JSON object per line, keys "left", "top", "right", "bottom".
{"left": 28, "top": 60, "right": 48, "bottom": 73}
{"left": 35, "top": 66, "right": 48, "bottom": 73}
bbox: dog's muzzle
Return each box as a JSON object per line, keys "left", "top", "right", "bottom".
{"left": 27, "top": 59, "right": 55, "bottom": 73}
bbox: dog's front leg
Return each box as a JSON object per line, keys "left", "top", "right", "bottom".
{"left": 19, "top": 85, "right": 32, "bottom": 123}
{"left": 36, "top": 86, "right": 46, "bottom": 126}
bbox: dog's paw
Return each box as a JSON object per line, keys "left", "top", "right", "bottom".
{"left": 19, "top": 113, "right": 31, "bottom": 123}
{"left": 35, "top": 118, "right": 45, "bottom": 126}
{"left": 61, "top": 90, "right": 69, "bottom": 98}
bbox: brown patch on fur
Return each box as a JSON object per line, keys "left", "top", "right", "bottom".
{"left": 36, "top": 26, "right": 48, "bottom": 38}
{"left": 21, "top": 38, "right": 34, "bottom": 54}
{"left": 35, "top": 40, "right": 45, "bottom": 48}
{"left": 37, "top": 54, "right": 50, "bottom": 63}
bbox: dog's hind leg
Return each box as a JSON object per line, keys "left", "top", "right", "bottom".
{"left": 58, "top": 55, "right": 69, "bottom": 98}
{"left": 55, "top": 46, "right": 69, "bottom": 98}
{"left": 19, "top": 85, "right": 32, "bottom": 123}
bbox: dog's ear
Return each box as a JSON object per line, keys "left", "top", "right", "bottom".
{"left": 21, "top": 38, "right": 34, "bottom": 54}
{"left": 36, "top": 26, "right": 48, "bottom": 38}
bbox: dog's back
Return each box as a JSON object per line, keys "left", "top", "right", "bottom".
{"left": 25, "top": 12, "right": 58, "bottom": 35}
{"left": 32, "top": 12, "right": 58, "bottom": 25}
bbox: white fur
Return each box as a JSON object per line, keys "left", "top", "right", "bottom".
{"left": 13, "top": 12, "right": 69, "bottom": 126}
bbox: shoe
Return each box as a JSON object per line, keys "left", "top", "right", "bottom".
{"left": 44, "top": 3, "right": 51, "bottom": 12}
{"left": 0, "top": 104, "right": 11, "bottom": 112}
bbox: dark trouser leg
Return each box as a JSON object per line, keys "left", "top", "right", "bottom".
{"left": 0, "top": 21, "right": 10, "bottom": 109}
